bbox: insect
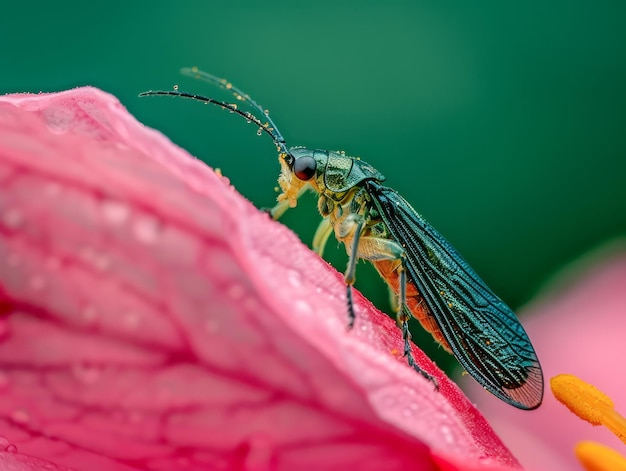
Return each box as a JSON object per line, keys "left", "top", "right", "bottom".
{"left": 140, "top": 67, "right": 544, "bottom": 410}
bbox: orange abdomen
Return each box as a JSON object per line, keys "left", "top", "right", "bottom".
{"left": 373, "top": 259, "right": 452, "bottom": 353}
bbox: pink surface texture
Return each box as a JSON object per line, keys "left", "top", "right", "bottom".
{"left": 0, "top": 87, "right": 521, "bottom": 470}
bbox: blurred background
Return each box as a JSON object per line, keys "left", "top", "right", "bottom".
{"left": 1, "top": 2, "right": 624, "bottom": 381}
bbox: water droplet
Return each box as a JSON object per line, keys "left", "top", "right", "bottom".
{"left": 44, "top": 107, "right": 74, "bottom": 134}
{"left": 0, "top": 437, "right": 10, "bottom": 449}
{"left": 2, "top": 209, "right": 23, "bottom": 229}
{"left": 294, "top": 299, "right": 312, "bottom": 316}
{"left": 4, "top": 444, "right": 17, "bottom": 453}
{"left": 287, "top": 269, "right": 302, "bottom": 288}
{"left": 439, "top": 424, "right": 455, "bottom": 445}
{"left": 256, "top": 127, "right": 263, "bottom": 136}
{"left": 133, "top": 215, "right": 160, "bottom": 243}
{"left": 102, "top": 199, "right": 130, "bottom": 225}
{"left": 173, "top": 84, "right": 179, "bottom": 91}
{"left": 11, "top": 409, "right": 29, "bottom": 424}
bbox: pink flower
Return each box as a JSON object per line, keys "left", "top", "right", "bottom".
{"left": 463, "top": 246, "right": 626, "bottom": 470}
{"left": 0, "top": 87, "right": 520, "bottom": 470}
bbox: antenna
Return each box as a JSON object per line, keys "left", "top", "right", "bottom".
{"left": 139, "top": 67, "right": 290, "bottom": 156}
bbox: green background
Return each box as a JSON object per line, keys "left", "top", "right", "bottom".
{"left": 2, "top": 2, "right": 625, "bottom": 373}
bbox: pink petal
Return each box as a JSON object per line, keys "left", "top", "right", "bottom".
{"left": 463, "top": 246, "right": 626, "bottom": 470}
{"left": 0, "top": 88, "right": 518, "bottom": 470}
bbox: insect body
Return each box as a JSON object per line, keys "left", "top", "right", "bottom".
{"left": 140, "top": 68, "right": 544, "bottom": 410}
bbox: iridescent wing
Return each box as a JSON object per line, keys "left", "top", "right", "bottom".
{"left": 366, "top": 181, "right": 543, "bottom": 409}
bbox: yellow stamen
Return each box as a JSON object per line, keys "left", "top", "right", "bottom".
{"left": 550, "top": 374, "right": 626, "bottom": 444}
{"left": 575, "top": 441, "right": 626, "bottom": 471}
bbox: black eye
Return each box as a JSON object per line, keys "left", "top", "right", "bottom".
{"left": 293, "top": 156, "right": 317, "bottom": 180}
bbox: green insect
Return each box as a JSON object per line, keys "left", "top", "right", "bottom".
{"left": 140, "top": 68, "right": 544, "bottom": 410}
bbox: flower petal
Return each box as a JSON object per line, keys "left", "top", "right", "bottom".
{"left": 0, "top": 88, "right": 518, "bottom": 470}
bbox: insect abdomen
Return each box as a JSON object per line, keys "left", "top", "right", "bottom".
{"left": 373, "top": 259, "right": 452, "bottom": 353}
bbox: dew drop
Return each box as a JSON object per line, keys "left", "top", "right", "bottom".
{"left": 102, "top": 199, "right": 130, "bottom": 225}
{"left": 11, "top": 409, "right": 29, "bottom": 424}
{"left": 133, "top": 215, "right": 160, "bottom": 243}
{"left": 2, "top": 209, "right": 23, "bottom": 229}
{"left": 439, "top": 424, "right": 455, "bottom": 445}
{"left": 4, "top": 444, "right": 17, "bottom": 453}
{"left": 44, "top": 107, "right": 74, "bottom": 134}
{"left": 286, "top": 269, "right": 302, "bottom": 288}
{"left": 173, "top": 84, "right": 179, "bottom": 91}
{"left": 294, "top": 299, "right": 313, "bottom": 316}
{"left": 256, "top": 127, "right": 263, "bottom": 136}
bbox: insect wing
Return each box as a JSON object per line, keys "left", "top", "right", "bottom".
{"left": 365, "top": 181, "right": 543, "bottom": 409}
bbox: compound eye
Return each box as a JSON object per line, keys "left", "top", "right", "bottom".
{"left": 293, "top": 156, "right": 317, "bottom": 181}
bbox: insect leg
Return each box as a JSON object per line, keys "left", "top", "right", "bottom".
{"left": 344, "top": 219, "right": 366, "bottom": 329}
{"left": 312, "top": 218, "right": 333, "bottom": 256}
{"left": 267, "top": 199, "right": 291, "bottom": 220}
{"left": 397, "top": 262, "right": 438, "bottom": 387}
